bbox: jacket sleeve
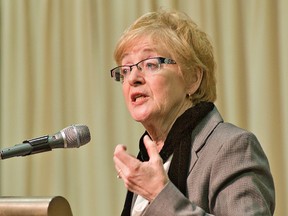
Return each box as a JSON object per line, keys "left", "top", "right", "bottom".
{"left": 142, "top": 129, "right": 275, "bottom": 216}
{"left": 208, "top": 130, "right": 275, "bottom": 215}
{"left": 142, "top": 181, "right": 211, "bottom": 216}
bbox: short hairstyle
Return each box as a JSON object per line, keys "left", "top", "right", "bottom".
{"left": 114, "top": 10, "right": 217, "bottom": 104}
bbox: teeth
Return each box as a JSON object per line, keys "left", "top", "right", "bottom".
{"left": 133, "top": 94, "right": 144, "bottom": 102}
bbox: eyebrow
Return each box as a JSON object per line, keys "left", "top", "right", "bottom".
{"left": 121, "top": 48, "right": 158, "bottom": 60}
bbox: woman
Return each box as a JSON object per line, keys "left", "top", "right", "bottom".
{"left": 111, "top": 10, "right": 275, "bottom": 216}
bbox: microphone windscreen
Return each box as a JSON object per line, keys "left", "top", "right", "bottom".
{"left": 62, "top": 124, "right": 91, "bottom": 148}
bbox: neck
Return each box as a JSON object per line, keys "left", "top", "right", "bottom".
{"left": 145, "top": 128, "right": 167, "bottom": 152}
{"left": 143, "top": 110, "right": 190, "bottom": 151}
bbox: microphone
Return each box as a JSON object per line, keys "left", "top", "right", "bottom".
{"left": 0, "top": 124, "right": 91, "bottom": 160}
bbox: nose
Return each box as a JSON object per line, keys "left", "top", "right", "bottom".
{"left": 127, "top": 66, "right": 145, "bottom": 86}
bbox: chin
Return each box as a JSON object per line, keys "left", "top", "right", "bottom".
{"left": 128, "top": 104, "right": 155, "bottom": 122}
{"left": 130, "top": 111, "right": 150, "bottom": 123}
{"left": 132, "top": 115, "right": 147, "bottom": 123}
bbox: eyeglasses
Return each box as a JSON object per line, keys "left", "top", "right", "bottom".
{"left": 110, "top": 57, "right": 176, "bottom": 82}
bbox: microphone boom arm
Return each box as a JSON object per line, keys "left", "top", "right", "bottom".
{"left": 24, "top": 135, "right": 52, "bottom": 155}
{"left": 0, "top": 135, "right": 52, "bottom": 159}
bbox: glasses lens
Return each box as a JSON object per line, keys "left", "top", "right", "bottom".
{"left": 141, "top": 58, "right": 160, "bottom": 72}
{"left": 112, "top": 68, "right": 123, "bottom": 82}
{"left": 112, "top": 66, "right": 131, "bottom": 82}
{"left": 115, "top": 71, "right": 122, "bottom": 82}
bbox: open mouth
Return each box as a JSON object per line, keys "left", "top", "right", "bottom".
{"left": 131, "top": 93, "right": 147, "bottom": 102}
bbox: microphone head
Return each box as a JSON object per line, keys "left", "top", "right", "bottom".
{"left": 61, "top": 124, "right": 91, "bottom": 148}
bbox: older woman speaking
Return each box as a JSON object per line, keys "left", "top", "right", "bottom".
{"left": 111, "top": 9, "right": 275, "bottom": 216}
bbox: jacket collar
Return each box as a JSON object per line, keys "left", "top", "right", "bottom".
{"left": 189, "top": 107, "right": 224, "bottom": 172}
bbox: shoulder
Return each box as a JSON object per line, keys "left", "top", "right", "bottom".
{"left": 198, "top": 110, "right": 269, "bottom": 172}
{"left": 192, "top": 106, "right": 259, "bottom": 152}
{"left": 193, "top": 106, "right": 266, "bottom": 162}
{"left": 213, "top": 121, "right": 259, "bottom": 146}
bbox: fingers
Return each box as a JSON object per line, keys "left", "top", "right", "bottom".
{"left": 143, "top": 135, "right": 161, "bottom": 162}
{"left": 114, "top": 144, "right": 133, "bottom": 165}
{"left": 113, "top": 144, "right": 139, "bottom": 179}
{"left": 116, "top": 168, "right": 122, "bottom": 179}
{"left": 113, "top": 144, "right": 127, "bottom": 179}
{"left": 113, "top": 139, "right": 167, "bottom": 200}
{"left": 114, "top": 144, "right": 127, "bottom": 154}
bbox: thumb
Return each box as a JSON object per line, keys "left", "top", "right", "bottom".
{"left": 143, "top": 135, "right": 161, "bottom": 161}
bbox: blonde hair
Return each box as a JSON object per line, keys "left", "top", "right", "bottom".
{"left": 114, "top": 10, "right": 216, "bottom": 104}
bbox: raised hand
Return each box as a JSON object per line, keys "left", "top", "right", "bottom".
{"left": 113, "top": 135, "right": 169, "bottom": 201}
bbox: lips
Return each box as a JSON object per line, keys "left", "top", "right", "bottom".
{"left": 131, "top": 92, "right": 148, "bottom": 102}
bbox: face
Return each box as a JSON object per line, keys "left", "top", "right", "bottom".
{"left": 121, "top": 37, "right": 192, "bottom": 128}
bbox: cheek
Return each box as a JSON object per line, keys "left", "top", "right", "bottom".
{"left": 122, "top": 85, "right": 130, "bottom": 104}
{"left": 150, "top": 76, "right": 184, "bottom": 105}
{"left": 148, "top": 77, "right": 167, "bottom": 98}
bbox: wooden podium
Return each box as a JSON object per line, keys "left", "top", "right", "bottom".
{"left": 0, "top": 196, "right": 73, "bottom": 216}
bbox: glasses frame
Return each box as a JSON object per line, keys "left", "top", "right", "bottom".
{"left": 110, "top": 57, "right": 176, "bottom": 82}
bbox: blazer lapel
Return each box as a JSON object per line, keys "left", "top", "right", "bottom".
{"left": 189, "top": 107, "right": 224, "bottom": 173}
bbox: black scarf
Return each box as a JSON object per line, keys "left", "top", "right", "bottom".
{"left": 121, "top": 102, "right": 214, "bottom": 216}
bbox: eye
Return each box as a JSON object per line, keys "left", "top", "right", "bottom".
{"left": 120, "top": 67, "right": 130, "bottom": 75}
{"left": 143, "top": 59, "right": 159, "bottom": 71}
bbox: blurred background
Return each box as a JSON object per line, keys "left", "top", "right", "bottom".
{"left": 0, "top": 0, "right": 287, "bottom": 215}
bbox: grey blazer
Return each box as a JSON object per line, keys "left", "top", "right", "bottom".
{"left": 135, "top": 107, "right": 275, "bottom": 215}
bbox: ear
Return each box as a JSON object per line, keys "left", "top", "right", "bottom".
{"left": 187, "top": 67, "right": 203, "bottom": 95}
